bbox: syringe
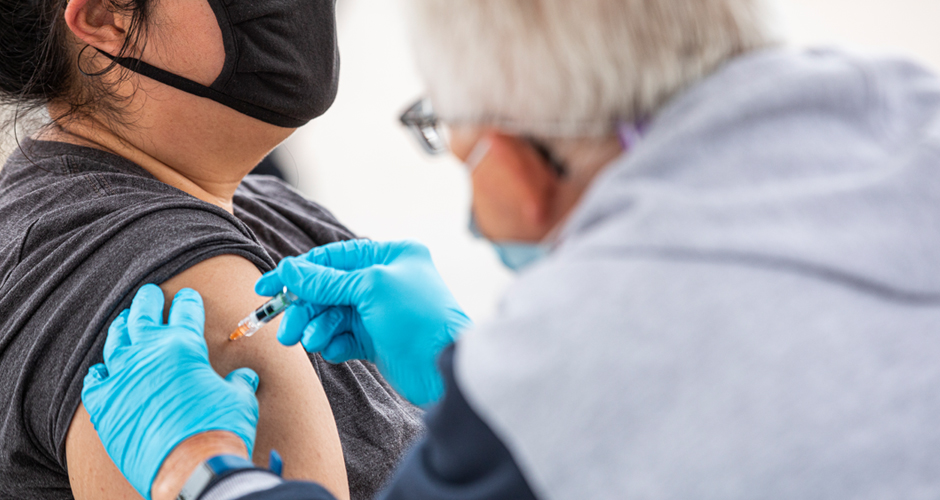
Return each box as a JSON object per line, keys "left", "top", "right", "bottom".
{"left": 229, "top": 287, "right": 300, "bottom": 341}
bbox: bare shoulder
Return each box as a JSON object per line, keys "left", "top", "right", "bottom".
{"left": 66, "top": 254, "right": 350, "bottom": 500}
{"left": 159, "top": 254, "right": 295, "bottom": 375}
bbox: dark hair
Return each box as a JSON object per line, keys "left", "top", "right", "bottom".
{"left": 0, "top": 0, "right": 153, "bottom": 126}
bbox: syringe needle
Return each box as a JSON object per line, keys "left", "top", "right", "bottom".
{"left": 229, "top": 324, "right": 252, "bottom": 341}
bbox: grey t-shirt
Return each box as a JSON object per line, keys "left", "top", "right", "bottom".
{"left": 0, "top": 140, "right": 424, "bottom": 500}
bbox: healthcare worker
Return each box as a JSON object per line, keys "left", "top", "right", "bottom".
{"left": 83, "top": 0, "right": 940, "bottom": 499}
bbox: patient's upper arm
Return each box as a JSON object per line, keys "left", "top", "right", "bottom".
{"left": 66, "top": 255, "right": 349, "bottom": 500}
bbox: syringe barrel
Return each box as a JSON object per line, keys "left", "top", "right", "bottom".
{"left": 232, "top": 288, "right": 298, "bottom": 340}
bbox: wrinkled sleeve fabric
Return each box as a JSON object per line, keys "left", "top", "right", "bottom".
{"left": 0, "top": 141, "right": 421, "bottom": 500}
{"left": 0, "top": 180, "right": 274, "bottom": 498}
{"left": 40, "top": 203, "right": 273, "bottom": 466}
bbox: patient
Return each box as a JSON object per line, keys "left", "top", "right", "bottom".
{"left": 0, "top": 1, "right": 422, "bottom": 499}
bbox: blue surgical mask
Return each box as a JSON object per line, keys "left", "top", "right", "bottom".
{"left": 468, "top": 216, "right": 549, "bottom": 271}
{"left": 462, "top": 120, "right": 647, "bottom": 271}
{"left": 464, "top": 140, "right": 550, "bottom": 271}
{"left": 492, "top": 242, "right": 550, "bottom": 271}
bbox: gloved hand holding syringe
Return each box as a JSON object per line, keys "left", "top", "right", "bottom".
{"left": 229, "top": 240, "right": 472, "bottom": 406}
{"left": 229, "top": 287, "right": 300, "bottom": 341}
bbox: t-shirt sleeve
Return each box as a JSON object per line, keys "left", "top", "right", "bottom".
{"left": 0, "top": 200, "right": 275, "bottom": 473}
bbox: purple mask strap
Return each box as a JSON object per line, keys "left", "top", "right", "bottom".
{"left": 617, "top": 120, "right": 647, "bottom": 151}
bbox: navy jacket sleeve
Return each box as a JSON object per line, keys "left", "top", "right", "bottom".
{"left": 213, "top": 345, "right": 538, "bottom": 500}
{"left": 379, "top": 345, "right": 539, "bottom": 500}
{"left": 235, "top": 482, "right": 336, "bottom": 500}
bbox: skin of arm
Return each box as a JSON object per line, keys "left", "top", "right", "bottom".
{"left": 151, "top": 431, "right": 249, "bottom": 500}
{"left": 66, "top": 255, "right": 350, "bottom": 500}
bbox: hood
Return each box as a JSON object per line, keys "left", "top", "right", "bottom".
{"left": 559, "top": 47, "right": 940, "bottom": 300}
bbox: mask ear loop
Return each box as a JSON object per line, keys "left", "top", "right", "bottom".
{"left": 76, "top": 45, "right": 116, "bottom": 78}
{"left": 91, "top": 49, "right": 308, "bottom": 128}
{"left": 464, "top": 137, "right": 492, "bottom": 174}
{"left": 617, "top": 120, "right": 646, "bottom": 151}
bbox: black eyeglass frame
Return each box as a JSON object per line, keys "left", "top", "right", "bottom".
{"left": 399, "top": 99, "right": 448, "bottom": 155}
{"left": 399, "top": 98, "right": 569, "bottom": 178}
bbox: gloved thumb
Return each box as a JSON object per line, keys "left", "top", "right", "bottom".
{"left": 255, "top": 270, "right": 286, "bottom": 297}
{"left": 86, "top": 363, "right": 110, "bottom": 383}
{"left": 80, "top": 364, "right": 110, "bottom": 412}
{"left": 225, "top": 368, "right": 260, "bottom": 394}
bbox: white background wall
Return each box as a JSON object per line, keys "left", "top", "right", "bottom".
{"left": 2, "top": 1, "right": 939, "bottom": 321}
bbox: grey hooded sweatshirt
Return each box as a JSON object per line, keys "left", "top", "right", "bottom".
{"left": 193, "top": 47, "right": 940, "bottom": 500}
{"left": 454, "top": 47, "right": 940, "bottom": 500}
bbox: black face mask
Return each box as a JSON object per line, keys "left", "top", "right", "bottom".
{"left": 103, "top": 0, "right": 340, "bottom": 128}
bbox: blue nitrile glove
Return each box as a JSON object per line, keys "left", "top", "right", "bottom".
{"left": 255, "top": 240, "right": 473, "bottom": 406}
{"left": 81, "top": 285, "right": 260, "bottom": 500}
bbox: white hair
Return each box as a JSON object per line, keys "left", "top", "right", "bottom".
{"left": 404, "top": 0, "right": 780, "bottom": 138}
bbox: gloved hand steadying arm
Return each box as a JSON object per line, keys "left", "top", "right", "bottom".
{"left": 81, "top": 285, "right": 260, "bottom": 500}
{"left": 255, "top": 240, "right": 473, "bottom": 406}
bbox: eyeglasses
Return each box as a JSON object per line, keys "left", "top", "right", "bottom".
{"left": 399, "top": 98, "right": 449, "bottom": 155}
{"left": 399, "top": 98, "right": 568, "bottom": 177}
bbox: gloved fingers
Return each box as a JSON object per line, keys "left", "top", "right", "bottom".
{"left": 258, "top": 258, "right": 362, "bottom": 297}
{"left": 305, "top": 239, "right": 424, "bottom": 268}
{"left": 255, "top": 270, "right": 286, "bottom": 297}
{"left": 225, "top": 367, "right": 260, "bottom": 394}
{"left": 127, "top": 284, "right": 166, "bottom": 342}
{"left": 276, "top": 304, "right": 312, "bottom": 347}
{"left": 236, "top": 427, "right": 259, "bottom": 460}
{"left": 303, "top": 239, "right": 382, "bottom": 270}
{"left": 258, "top": 247, "right": 373, "bottom": 299}
{"left": 167, "top": 288, "right": 206, "bottom": 337}
{"left": 103, "top": 310, "right": 131, "bottom": 366}
{"left": 321, "top": 332, "right": 359, "bottom": 364}
{"left": 225, "top": 369, "right": 261, "bottom": 458}
{"left": 300, "top": 306, "right": 351, "bottom": 353}
{"left": 80, "top": 364, "right": 109, "bottom": 415}
{"left": 391, "top": 240, "right": 433, "bottom": 262}
{"left": 83, "top": 363, "right": 109, "bottom": 386}
{"left": 278, "top": 259, "right": 364, "bottom": 307}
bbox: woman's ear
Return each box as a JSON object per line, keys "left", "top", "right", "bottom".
{"left": 470, "top": 132, "right": 560, "bottom": 242}
{"left": 64, "top": 0, "right": 131, "bottom": 56}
